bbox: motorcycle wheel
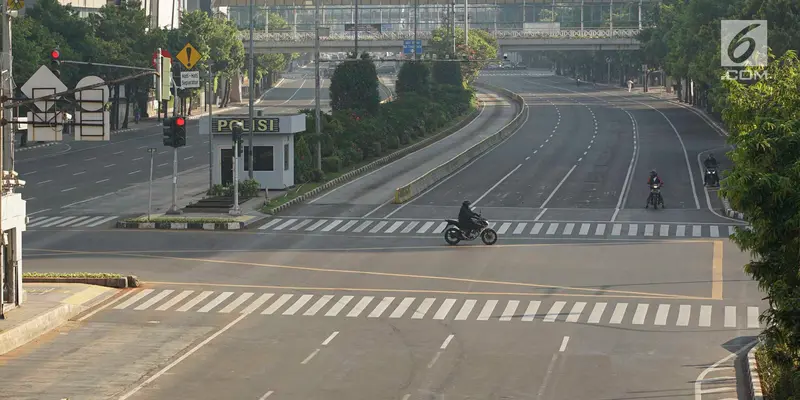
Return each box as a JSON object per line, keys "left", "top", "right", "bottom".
{"left": 444, "top": 228, "right": 462, "bottom": 245}
{"left": 481, "top": 229, "right": 498, "bottom": 245}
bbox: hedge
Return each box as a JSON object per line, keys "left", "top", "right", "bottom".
{"left": 23, "top": 272, "right": 123, "bottom": 278}
{"left": 123, "top": 217, "right": 239, "bottom": 223}
{"left": 756, "top": 341, "right": 800, "bottom": 399}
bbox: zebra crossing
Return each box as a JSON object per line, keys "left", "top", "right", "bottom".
{"left": 480, "top": 71, "right": 555, "bottom": 77}
{"left": 113, "top": 288, "right": 762, "bottom": 330}
{"left": 256, "top": 218, "right": 744, "bottom": 239}
{"left": 27, "top": 215, "right": 119, "bottom": 229}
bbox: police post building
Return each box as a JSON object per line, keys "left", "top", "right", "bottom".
{"left": 201, "top": 113, "right": 306, "bottom": 189}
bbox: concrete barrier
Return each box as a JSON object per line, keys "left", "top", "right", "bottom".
{"left": 393, "top": 83, "right": 527, "bottom": 204}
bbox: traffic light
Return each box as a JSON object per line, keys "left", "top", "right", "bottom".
{"left": 172, "top": 117, "right": 186, "bottom": 147}
{"left": 49, "top": 48, "right": 61, "bottom": 77}
{"left": 162, "top": 117, "right": 174, "bottom": 147}
{"left": 231, "top": 122, "right": 244, "bottom": 156}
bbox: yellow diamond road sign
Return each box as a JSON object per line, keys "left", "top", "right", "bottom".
{"left": 8, "top": 0, "right": 23, "bottom": 10}
{"left": 176, "top": 43, "right": 202, "bottom": 69}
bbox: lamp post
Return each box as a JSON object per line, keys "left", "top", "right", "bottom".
{"left": 247, "top": 0, "right": 255, "bottom": 179}
{"left": 314, "top": 0, "right": 322, "bottom": 170}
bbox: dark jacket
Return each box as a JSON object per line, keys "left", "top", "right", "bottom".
{"left": 704, "top": 157, "right": 718, "bottom": 169}
{"left": 647, "top": 176, "right": 664, "bottom": 186}
{"left": 459, "top": 204, "right": 479, "bottom": 226}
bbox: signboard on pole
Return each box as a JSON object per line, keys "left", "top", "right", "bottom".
{"left": 403, "top": 40, "right": 423, "bottom": 55}
{"left": 176, "top": 42, "right": 202, "bottom": 69}
{"left": 345, "top": 23, "right": 382, "bottom": 33}
{"left": 180, "top": 71, "right": 200, "bottom": 88}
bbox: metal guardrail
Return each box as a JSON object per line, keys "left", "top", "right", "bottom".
{"left": 239, "top": 29, "right": 642, "bottom": 42}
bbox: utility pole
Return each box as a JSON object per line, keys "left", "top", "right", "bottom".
{"left": 247, "top": 0, "right": 255, "bottom": 179}
{"left": 156, "top": 48, "right": 163, "bottom": 121}
{"left": 207, "top": 68, "right": 214, "bottom": 190}
{"left": 464, "top": 0, "right": 469, "bottom": 50}
{"left": 414, "top": 0, "right": 418, "bottom": 60}
{"left": 314, "top": 0, "right": 322, "bottom": 171}
{"left": 452, "top": 0, "right": 456, "bottom": 55}
{"left": 2, "top": 1, "right": 13, "bottom": 172}
{"left": 354, "top": 0, "right": 359, "bottom": 57}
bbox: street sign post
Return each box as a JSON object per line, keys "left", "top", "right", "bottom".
{"left": 403, "top": 40, "right": 423, "bottom": 55}
{"left": 180, "top": 71, "right": 200, "bottom": 88}
{"left": 7, "top": 0, "right": 22, "bottom": 11}
{"left": 74, "top": 75, "right": 110, "bottom": 141}
{"left": 176, "top": 43, "right": 202, "bottom": 69}
{"left": 147, "top": 147, "right": 157, "bottom": 222}
{"left": 21, "top": 65, "right": 68, "bottom": 141}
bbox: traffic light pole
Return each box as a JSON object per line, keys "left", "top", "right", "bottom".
{"left": 166, "top": 147, "right": 180, "bottom": 214}
{"left": 230, "top": 139, "right": 241, "bottom": 215}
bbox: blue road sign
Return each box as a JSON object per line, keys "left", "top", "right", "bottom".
{"left": 403, "top": 40, "right": 423, "bottom": 54}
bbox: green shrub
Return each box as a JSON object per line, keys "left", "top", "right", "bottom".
{"left": 310, "top": 169, "right": 325, "bottom": 182}
{"left": 388, "top": 135, "right": 400, "bottom": 149}
{"left": 757, "top": 342, "right": 800, "bottom": 399}
{"left": 125, "top": 216, "right": 238, "bottom": 223}
{"left": 396, "top": 61, "right": 431, "bottom": 96}
{"left": 240, "top": 179, "right": 260, "bottom": 198}
{"left": 322, "top": 156, "right": 341, "bottom": 172}
{"left": 24, "top": 272, "right": 123, "bottom": 278}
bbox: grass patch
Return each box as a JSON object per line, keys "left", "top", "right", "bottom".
{"left": 123, "top": 216, "right": 238, "bottom": 224}
{"left": 260, "top": 110, "right": 478, "bottom": 214}
{"left": 23, "top": 272, "right": 123, "bottom": 279}
{"left": 755, "top": 344, "right": 800, "bottom": 399}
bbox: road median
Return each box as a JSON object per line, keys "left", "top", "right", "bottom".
{"left": 393, "top": 83, "right": 528, "bottom": 204}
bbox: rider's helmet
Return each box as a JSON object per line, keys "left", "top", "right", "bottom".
{"left": 707, "top": 153, "right": 714, "bottom": 159}
{"left": 463, "top": 200, "right": 471, "bottom": 207}
{"left": 650, "top": 169, "right": 657, "bottom": 177}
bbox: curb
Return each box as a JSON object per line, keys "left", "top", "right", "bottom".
{"left": 0, "top": 286, "right": 119, "bottom": 356}
{"left": 22, "top": 276, "right": 138, "bottom": 288}
{"left": 746, "top": 344, "right": 764, "bottom": 400}
{"left": 115, "top": 221, "right": 246, "bottom": 230}
{"left": 721, "top": 195, "right": 745, "bottom": 220}
{"left": 266, "top": 107, "right": 484, "bottom": 215}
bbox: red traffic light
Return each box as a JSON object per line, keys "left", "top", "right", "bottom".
{"left": 50, "top": 49, "right": 61, "bottom": 60}
{"left": 175, "top": 117, "right": 185, "bottom": 127}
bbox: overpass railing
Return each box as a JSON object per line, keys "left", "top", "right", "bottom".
{"left": 239, "top": 29, "right": 642, "bottom": 42}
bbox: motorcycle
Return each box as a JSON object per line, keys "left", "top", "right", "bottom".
{"left": 705, "top": 167, "right": 719, "bottom": 187}
{"left": 646, "top": 183, "right": 665, "bottom": 209}
{"left": 443, "top": 213, "right": 498, "bottom": 246}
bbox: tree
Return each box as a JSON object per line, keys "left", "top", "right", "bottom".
{"left": 329, "top": 55, "right": 380, "bottom": 115}
{"left": 720, "top": 51, "right": 800, "bottom": 398}
{"left": 426, "top": 27, "right": 497, "bottom": 85}
{"left": 395, "top": 61, "right": 431, "bottom": 96}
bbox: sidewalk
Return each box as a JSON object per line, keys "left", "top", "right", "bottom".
{"left": 0, "top": 283, "right": 118, "bottom": 356}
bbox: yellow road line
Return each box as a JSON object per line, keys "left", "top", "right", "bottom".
{"left": 28, "top": 248, "right": 711, "bottom": 300}
{"left": 146, "top": 281, "right": 715, "bottom": 300}
{"left": 61, "top": 285, "right": 113, "bottom": 306}
{"left": 712, "top": 241, "right": 724, "bottom": 300}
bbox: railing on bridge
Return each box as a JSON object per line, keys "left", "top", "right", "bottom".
{"left": 239, "top": 28, "right": 642, "bottom": 42}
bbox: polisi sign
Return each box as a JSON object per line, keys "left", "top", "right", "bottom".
{"left": 212, "top": 117, "right": 280, "bottom": 133}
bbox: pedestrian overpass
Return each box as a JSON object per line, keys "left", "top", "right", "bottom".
{"left": 241, "top": 29, "right": 642, "bottom": 54}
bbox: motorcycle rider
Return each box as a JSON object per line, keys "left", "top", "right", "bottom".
{"left": 458, "top": 200, "right": 481, "bottom": 237}
{"left": 704, "top": 153, "right": 719, "bottom": 186}
{"left": 646, "top": 169, "right": 664, "bottom": 206}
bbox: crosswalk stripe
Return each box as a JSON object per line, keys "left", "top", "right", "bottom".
{"left": 27, "top": 216, "right": 48, "bottom": 224}
{"left": 628, "top": 224, "right": 638, "bottom": 236}
{"left": 632, "top": 304, "right": 649, "bottom": 324}
{"left": 676, "top": 225, "right": 686, "bottom": 237}
{"left": 73, "top": 216, "right": 105, "bottom": 227}
{"left": 417, "top": 221, "right": 434, "bottom": 233}
{"left": 433, "top": 298, "right": 456, "bottom": 320}
{"left": 57, "top": 216, "right": 89, "bottom": 227}
{"left": 219, "top": 293, "right": 254, "bottom": 313}
{"left": 693, "top": 225, "right": 702, "bottom": 237}
{"left": 513, "top": 223, "right": 527, "bottom": 234}
{"left": 42, "top": 216, "right": 77, "bottom": 227}
{"left": 521, "top": 300, "right": 541, "bottom": 321}
{"left": 134, "top": 289, "right": 174, "bottom": 310}
{"left": 412, "top": 298, "right": 435, "bottom": 319}
{"left": 654, "top": 304, "right": 670, "bottom": 326}
{"left": 587, "top": 302, "right": 606, "bottom": 323}
{"left": 115, "top": 289, "right": 154, "bottom": 309}
{"left": 401, "top": 221, "right": 419, "bottom": 233}
{"left": 487, "top": 222, "right": 497, "bottom": 229}
{"left": 86, "top": 216, "right": 118, "bottom": 227}
{"left": 389, "top": 297, "right": 415, "bottom": 318}
{"left": 353, "top": 221, "right": 372, "bottom": 232}
{"left": 563, "top": 223, "right": 575, "bottom": 235}
{"left": 676, "top": 305, "right": 691, "bottom": 326}
{"left": 283, "top": 294, "right": 314, "bottom": 315}
{"left": 595, "top": 223, "right": 606, "bottom": 235}
{"left": 177, "top": 291, "right": 214, "bottom": 312}
{"left": 699, "top": 305, "right": 712, "bottom": 327}
{"left": 28, "top": 217, "right": 61, "bottom": 227}
{"left": 274, "top": 218, "right": 297, "bottom": 230}
{"left": 710, "top": 226, "right": 719, "bottom": 237}
{"left": 609, "top": 303, "right": 628, "bottom": 324}
{"left": 290, "top": 219, "right": 312, "bottom": 230}
{"left": 644, "top": 224, "right": 654, "bottom": 236}
{"left": 747, "top": 306, "right": 759, "bottom": 328}
{"left": 322, "top": 220, "right": 343, "bottom": 232}
{"left": 500, "top": 300, "right": 519, "bottom": 321}
{"left": 579, "top": 223, "right": 590, "bottom": 235}
{"left": 566, "top": 302, "right": 586, "bottom": 322}
{"left": 546, "top": 223, "right": 559, "bottom": 235}
{"left": 241, "top": 293, "right": 273, "bottom": 314}
{"left": 303, "top": 295, "right": 334, "bottom": 316}
{"left": 259, "top": 219, "right": 283, "bottom": 230}
{"left": 455, "top": 299, "right": 477, "bottom": 320}
{"left": 660, "top": 224, "right": 669, "bottom": 236}
{"left": 347, "top": 296, "right": 374, "bottom": 317}
{"left": 262, "top": 294, "right": 294, "bottom": 315}
{"left": 531, "top": 223, "right": 544, "bottom": 234}
{"left": 385, "top": 221, "right": 404, "bottom": 233}
{"left": 369, "top": 221, "right": 388, "bottom": 233}
{"left": 325, "top": 295, "right": 353, "bottom": 316}
{"left": 544, "top": 301, "right": 566, "bottom": 322}
{"left": 156, "top": 290, "right": 194, "bottom": 311}
{"left": 612, "top": 224, "right": 622, "bottom": 236}
{"left": 306, "top": 220, "right": 328, "bottom": 231}
{"left": 478, "top": 300, "right": 498, "bottom": 320}
{"left": 433, "top": 222, "right": 448, "bottom": 234}
{"left": 338, "top": 220, "right": 358, "bottom": 232}
{"left": 368, "top": 297, "right": 395, "bottom": 318}
{"left": 198, "top": 292, "right": 234, "bottom": 313}
{"left": 724, "top": 306, "right": 736, "bottom": 327}
{"left": 498, "top": 222, "right": 512, "bottom": 235}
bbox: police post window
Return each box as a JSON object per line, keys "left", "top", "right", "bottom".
{"left": 284, "top": 144, "right": 290, "bottom": 171}
{"left": 243, "top": 146, "right": 274, "bottom": 171}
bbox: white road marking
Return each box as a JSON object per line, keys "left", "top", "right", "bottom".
{"left": 477, "top": 300, "right": 498, "bottom": 321}
{"left": 282, "top": 294, "right": 314, "bottom": 315}
{"left": 177, "top": 291, "right": 214, "bottom": 312}
{"left": 156, "top": 290, "right": 194, "bottom": 311}
{"left": 61, "top": 187, "right": 76, "bottom": 192}
{"left": 104, "top": 164, "right": 116, "bottom": 168}
{"left": 73, "top": 171, "right": 85, "bottom": 176}
{"left": 433, "top": 298, "right": 456, "bottom": 320}
{"left": 747, "top": 307, "right": 760, "bottom": 328}
{"left": 198, "top": 292, "right": 234, "bottom": 313}
{"left": 499, "top": 300, "right": 519, "bottom": 321}
{"left": 513, "top": 223, "right": 527, "bottom": 234}
{"left": 219, "top": 293, "right": 254, "bottom": 313}
{"left": 321, "top": 331, "right": 339, "bottom": 346}
{"left": 565, "top": 302, "right": 586, "bottom": 323}
{"left": 56, "top": 164, "right": 68, "bottom": 168}
{"left": 77, "top": 291, "right": 135, "bottom": 321}
{"left": 96, "top": 179, "right": 110, "bottom": 184}
{"left": 609, "top": 303, "right": 628, "bottom": 324}
{"left": 544, "top": 301, "right": 566, "bottom": 322}
{"left": 134, "top": 290, "right": 174, "bottom": 311}
{"left": 346, "top": 296, "right": 374, "bottom": 317}
{"left": 412, "top": 298, "right": 436, "bottom": 319}
{"left": 540, "top": 165, "right": 577, "bottom": 208}
{"left": 304, "top": 295, "right": 334, "bottom": 316}
{"left": 128, "top": 170, "right": 141, "bottom": 175}
{"left": 654, "top": 304, "right": 670, "bottom": 326}
{"left": 390, "top": 297, "right": 415, "bottom": 318}
{"left": 441, "top": 334, "right": 455, "bottom": 349}
{"left": 258, "top": 391, "right": 274, "bottom": 400}
{"left": 699, "top": 305, "right": 712, "bottom": 327}
{"left": 676, "top": 305, "right": 691, "bottom": 326}
{"left": 368, "top": 297, "right": 395, "bottom": 318}
{"left": 184, "top": 156, "right": 194, "bottom": 161}
{"left": 587, "top": 302, "right": 607, "bottom": 323}
{"left": 455, "top": 299, "right": 477, "bottom": 320}
{"left": 632, "top": 304, "right": 649, "bottom": 325}
{"left": 325, "top": 295, "right": 353, "bottom": 316}
{"left": 261, "top": 294, "right": 294, "bottom": 315}
{"left": 301, "top": 349, "right": 320, "bottom": 364}
{"left": 521, "top": 300, "right": 541, "bottom": 321}
{"left": 133, "top": 157, "right": 144, "bottom": 161}
{"left": 724, "top": 306, "right": 736, "bottom": 327}
{"left": 559, "top": 336, "right": 570, "bottom": 352}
